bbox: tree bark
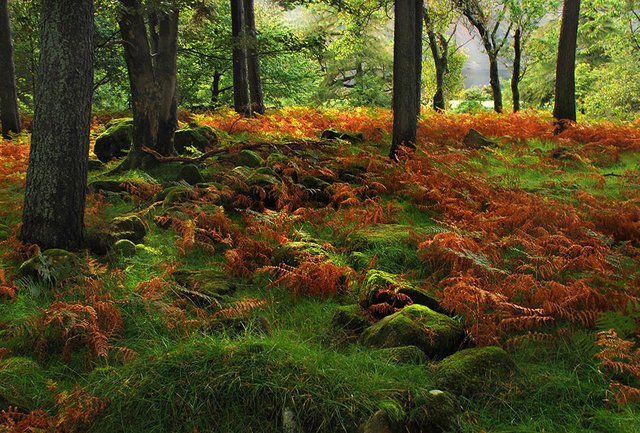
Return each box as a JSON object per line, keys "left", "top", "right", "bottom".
{"left": 244, "top": 0, "right": 265, "bottom": 115}
{"left": 414, "top": 2, "right": 424, "bottom": 118}
{"left": 488, "top": 52, "right": 503, "bottom": 113}
{"left": 155, "top": 10, "right": 179, "bottom": 156}
{"left": 390, "top": 0, "right": 421, "bottom": 159}
{"left": 231, "top": 0, "right": 251, "bottom": 116}
{"left": 21, "top": 0, "right": 94, "bottom": 250}
{"left": 0, "top": 0, "right": 21, "bottom": 137}
{"left": 427, "top": 30, "right": 448, "bottom": 112}
{"left": 554, "top": 0, "right": 581, "bottom": 122}
{"left": 512, "top": 28, "right": 522, "bottom": 113}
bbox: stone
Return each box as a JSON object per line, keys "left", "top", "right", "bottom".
{"left": 358, "top": 410, "right": 399, "bottom": 433}
{"left": 332, "top": 305, "right": 370, "bottom": 334}
{"left": 462, "top": 128, "right": 496, "bottom": 149}
{"left": 359, "top": 269, "right": 413, "bottom": 307}
{"left": 93, "top": 118, "right": 133, "bottom": 162}
{"left": 377, "top": 345, "right": 427, "bottom": 364}
{"left": 174, "top": 125, "right": 218, "bottom": 154}
{"left": 361, "top": 305, "right": 464, "bottom": 359}
{"left": 221, "top": 149, "right": 264, "bottom": 168}
{"left": 434, "top": 346, "right": 516, "bottom": 397}
{"left": 112, "top": 239, "right": 137, "bottom": 257}
{"left": 407, "top": 389, "right": 459, "bottom": 433}
{"left": 111, "top": 215, "right": 147, "bottom": 244}
{"left": 321, "top": 129, "right": 365, "bottom": 143}
{"left": 178, "top": 164, "right": 206, "bottom": 185}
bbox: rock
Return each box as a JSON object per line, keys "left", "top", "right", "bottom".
{"left": 435, "top": 346, "right": 516, "bottom": 397}
{"left": 88, "top": 159, "right": 105, "bottom": 171}
{"left": 407, "top": 389, "right": 459, "bottom": 433}
{"left": 94, "top": 118, "right": 133, "bottom": 162}
{"left": 396, "top": 286, "right": 442, "bottom": 313}
{"left": 112, "top": 239, "right": 137, "bottom": 257}
{"left": 18, "top": 249, "right": 79, "bottom": 281}
{"left": 178, "top": 164, "right": 206, "bottom": 185}
{"left": 0, "top": 357, "right": 55, "bottom": 411}
{"left": 462, "top": 128, "right": 496, "bottom": 149}
{"left": 358, "top": 410, "right": 400, "bottom": 433}
{"left": 272, "top": 241, "right": 330, "bottom": 265}
{"left": 174, "top": 125, "right": 218, "bottom": 154}
{"left": 361, "top": 305, "right": 464, "bottom": 359}
{"left": 282, "top": 407, "right": 301, "bottom": 433}
{"left": 158, "top": 186, "right": 195, "bottom": 208}
{"left": 111, "top": 215, "right": 147, "bottom": 244}
{"left": 359, "top": 269, "right": 413, "bottom": 307}
{"left": 321, "top": 129, "right": 365, "bottom": 143}
{"left": 85, "top": 227, "right": 117, "bottom": 255}
{"left": 332, "top": 305, "right": 370, "bottom": 334}
{"left": 377, "top": 345, "right": 426, "bottom": 364}
{"left": 221, "top": 149, "right": 264, "bottom": 168}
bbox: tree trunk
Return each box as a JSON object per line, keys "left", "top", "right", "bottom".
{"left": 231, "top": 0, "right": 251, "bottom": 116}
{"left": 155, "top": 10, "right": 179, "bottom": 156}
{"left": 427, "top": 29, "right": 448, "bottom": 112}
{"left": 512, "top": 28, "right": 522, "bottom": 113}
{"left": 0, "top": 0, "right": 21, "bottom": 137}
{"left": 211, "top": 70, "right": 223, "bottom": 106}
{"left": 488, "top": 52, "right": 503, "bottom": 113}
{"left": 244, "top": 0, "right": 265, "bottom": 115}
{"left": 554, "top": 0, "right": 581, "bottom": 122}
{"left": 118, "top": 0, "right": 159, "bottom": 169}
{"left": 414, "top": 1, "right": 424, "bottom": 118}
{"left": 390, "top": 0, "right": 421, "bottom": 159}
{"left": 21, "top": 0, "right": 93, "bottom": 250}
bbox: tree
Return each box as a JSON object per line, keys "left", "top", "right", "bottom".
{"left": 21, "top": 0, "right": 94, "bottom": 250}
{"left": 553, "top": 0, "right": 581, "bottom": 122}
{"left": 0, "top": 0, "right": 21, "bottom": 137}
{"left": 244, "top": 0, "right": 265, "bottom": 114}
{"left": 231, "top": 0, "right": 251, "bottom": 115}
{"left": 117, "top": 0, "right": 179, "bottom": 169}
{"left": 390, "top": 0, "right": 424, "bottom": 159}
{"left": 458, "top": 0, "right": 512, "bottom": 113}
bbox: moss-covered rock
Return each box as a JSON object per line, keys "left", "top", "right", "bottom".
{"left": 434, "top": 346, "right": 516, "bottom": 397}
{"left": 321, "top": 129, "right": 365, "bottom": 143}
{"left": 112, "top": 239, "right": 137, "bottom": 257}
{"left": 359, "top": 269, "right": 413, "bottom": 307}
{"left": 0, "top": 357, "right": 55, "bottom": 411}
{"left": 157, "top": 185, "right": 195, "bottom": 208}
{"left": 358, "top": 410, "right": 400, "bottom": 433}
{"left": 272, "top": 241, "right": 330, "bottom": 265}
{"left": 174, "top": 124, "right": 218, "bottom": 154}
{"left": 332, "top": 305, "right": 370, "bottom": 334}
{"left": 407, "top": 389, "right": 459, "bottom": 433}
{"left": 361, "top": 305, "right": 464, "bottom": 359}
{"left": 396, "top": 286, "right": 441, "bottom": 313}
{"left": 178, "top": 164, "right": 206, "bottom": 185}
{"left": 221, "top": 149, "right": 264, "bottom": 168}
{"left": 18, "top": 249, "right": 79, "bottom": 280}
{"left": 88, "top": 159, "right": 105, "bottom": 171}
{"left": 94, "top": 118, "right": 133, "bottom": 162}
{"left": 377, "top": 345, "right": 426, "bottom": 365}
{"left": 111, "top": 215, "right": 147, "bottom": 244}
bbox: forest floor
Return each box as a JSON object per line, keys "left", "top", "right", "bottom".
{"left": 0, "top": 108, "right": 640, "bottom": 432}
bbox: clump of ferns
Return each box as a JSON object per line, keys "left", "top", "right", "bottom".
{"left": 366, "top": 289, "right": 414, "bottom": 320}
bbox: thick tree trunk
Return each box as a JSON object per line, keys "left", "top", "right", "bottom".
{"left": 244, "top": 0, "right": 265, "bottom": 115}
{"left": 0, "top": 0, "right": 21, "bottom": 137}
{"left": 21, "top": 0, "right": 93, "bottom": 250}
{"left": 231, "top": 0, "right": 251, "bottom": 116}
{"left": 118, "top": 0, "right": 159, "bottom": 169}
{"left": 390, "top": 0, "right": 421, "bottom": 159}
{"left": 414, "top": 2, "right": 424, "bottom": 118}
{"left": 155, "top": 10, "right": 179, "bottom": 156}
{"left": 512, "top": 28, "right": 522, "bottom": 113}
{"left": 554, "top": 0, "right": 581, "bottom": 122}
{"left": 488, "top": 52, "right": 503, "bottom": 113}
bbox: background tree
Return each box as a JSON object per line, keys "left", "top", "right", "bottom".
{"left": 553, "top": 0, "right": 581, "bottom": 122}
{"left": 231, "top": 0, "right": 252, "bottom": 115}
{"left": 0, "top": 0, "right": 21, "bottom": 137}
{"left": 244, "top": 0, "right": 265, "bottom": 114}
{"left": 21, "top": 0, "right": 94, "bottom": 250}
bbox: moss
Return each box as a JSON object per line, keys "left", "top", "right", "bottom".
{"left": 94, "top": 118, "right": 133, "bottom": 163}
{"left": 173, "top": 270, "right": 236, "bottom": 304}
{"left": 111, "top": 215, "right": 147, "bottom": 244}
{"left": 407, "top": 389, "right": 459, "bottom": 433}
{"left": 112, "top": 239, "right": 137, "bottom": 258}
{"left": 359, "top": 269, "right": 412, "bottom": 307}
{"left": 332, "top": 304, "right": 370, "bottom": 334}
{"left": 178, "top": 164, "right": 206, "bottom": 185}
{"left": 272, "top": 241, "right": 330, "bottom": 265}
{"left": 174, "top": 125, "right": 217, "bottom": 154}
{"left": 377, "top": 345, "right": 427, "bottom": 365}
{"left": 361, "top": 305, "right": 464, "bottom": 359}
{"left": 221, "top": 149, "right": 264, "bottom": 168}
{"left": 435, "top": 346, "right": 516, "bottom": 397}
{"left": 0, "top": 357, "right": 55, "bottom": 411}
{"left": 18, "top": 249, "right": 79, "bottom": 280}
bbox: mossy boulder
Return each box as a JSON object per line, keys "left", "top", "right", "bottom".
{"left": 434, "top": 346, "right": 516, "bottom": 397}
{"left": 272, "top": 241, "right": 330, "bottom": 265}
{"left": 158, "top": 185, "right": 195, "bottom": 208}
{"left": 377, "top": 345, "right": 427, "bottom": 365}
{"left": 88, "top": 159, "right": 105, "bottom": 171}
{"left": 174, "top": 124, "right": 218, "bottom": 154}
{"left": 462, "top": 128, "right": 496, "bottom": 149}
{"left": 221, "top": 149, "right": 264, "bottom": 168}
{"left": 359, "top": 269, "right": 413, "bottom": 307}
{"left": 18, "top": 249, "right": 79, "bottom": 280}
{"left": 112, "top": 239, "right": 137, "bottom": 257}
{"left": 361, "top": 305, "right": 464, "bottom": 359}
{"left": 407, "top": 389, "right": 459, "bottom": 433}
{"left": 94, "top": 118, "right": 133, "bottom": 162}
{"left": 321, "top": 129, "right": 365, "bottom": 143}
{"left": 0, "top": 357, "right": 55, "bottom": 411}
{"left": 178, "top": 164, "right": 206, "bottom": 185}
{"left": 111, "top": 215, "right": 147, "bottom": 244}
{"left": 332, "top": 304, "right": 370, "bottom": 334}
{"left": 358, "top": 410, "right": 400, "bottom": 433}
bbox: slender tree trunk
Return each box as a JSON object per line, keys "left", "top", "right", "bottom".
{"left": 118, "top": 0, "right": 159, "bottom": 169}
{"left": 554, "top": 0, "right": 581, "bottom": 122}
{"left": 244, "top": 0, "right": 265, "bottom": 115}
{"left": 231, "top": 0, "right": 251, "bottom": 116}
{"left": 427, "top": 29, "right": 448, "bottom": 112}
{"left": 211, "top": 70, "right": 222, "bottom": 106}
{"left": 390, "top": 0, "right": 421, "bottom": 159}
{"left": 155, "top": 10, "right": 179, "bottom": 156}
{"left": 512, "top": 28, "right": 522, "bottom": 113}
{"left": 488, "top": 51, "right": 503, "bottom": 113}
{"left": 21, "top": 0, "right": 94, "bottom": 250}
{"left": 0, "top": 0, "right": 21, "bottom": 137}
{"left": 414, "top": 1, "right": 424, "bottom": 118}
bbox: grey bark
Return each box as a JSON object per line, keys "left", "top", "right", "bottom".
{"left": 21, "top": 0, "right": 94, "bottom": 250}
{"left": 0, "top": 0, "right": 21, "bottom": 137}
